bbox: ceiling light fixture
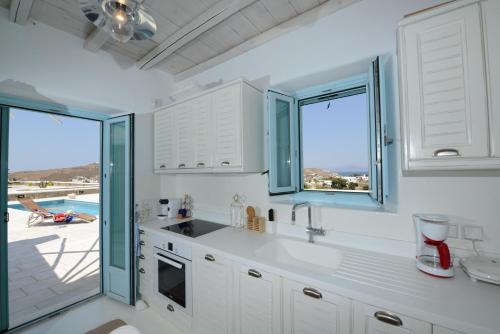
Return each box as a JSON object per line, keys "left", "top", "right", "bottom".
{"left": 79, "top": 0, "right": 156, "bottom": 43}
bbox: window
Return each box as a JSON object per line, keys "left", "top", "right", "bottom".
{"left": 268, "top": 56, "right": 390, "bottom": 206}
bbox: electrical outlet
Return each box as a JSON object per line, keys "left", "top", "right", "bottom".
{"left": 462, "top": 225, "right": 484, "bottom": 241}
{"left": 447, "top": 223, "right": 459, "bottom": 239}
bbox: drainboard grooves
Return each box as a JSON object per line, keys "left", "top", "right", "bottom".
{"left": 332, "top": 270, "right": 431, "bottom": 300}
{"left": 341, "top": 255, "right": 424, "bottom": 279}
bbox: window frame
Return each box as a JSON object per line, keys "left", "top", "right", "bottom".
{"left": 267, "top": 56, "right": 390, "bottom": 208}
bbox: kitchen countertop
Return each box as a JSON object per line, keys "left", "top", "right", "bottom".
{"left": 139, "top": 218, "right": 500, "bottom": 334}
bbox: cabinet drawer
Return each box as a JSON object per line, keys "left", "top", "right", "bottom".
{"left": 283, "top": 279, "right": 351, "bottom": 334}
{"left": 433, "top": 326, "right": 465, "bottom": 334}
{"left": 352, "top": 300, "right": 431, "bottom": 334}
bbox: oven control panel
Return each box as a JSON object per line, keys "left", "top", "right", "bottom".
{"left": 153, "top": 237, "right": 192, "bottom": 260}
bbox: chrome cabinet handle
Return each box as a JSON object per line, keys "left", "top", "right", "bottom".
{"left": 220, "top": 161, "right": 230, "bottom": 166}
{"left": 139, "top": 268, "right": 146, "bottom": 274}
{"left": 138, "top": 229, "right": 145, "bottom": 235}
{"left": 302, "top": 287, "right": 322, "bottom": 299}
{"left": 248, "top": 269, "right": 262, "bottom": 278}
{"left": 196, "top": 162, "right": 205, "bottom": 167}
{"left": 139, "top": 241, "right": 145, "bottom": 246}
{"left": 178, "top": 163, "right": 186, "bottom": 168}
{"left": 139, "top": 254, "right": 145, "bottom": 260}
{"left": 167, "top": 304, "right": 174, "bottom": 312}
{"left": 374, "top": 311, "right": 403, "bottom": 327}
{"left": 204, "top": 254, "right": 215, "bottom": 262}
{"left": 434, "top": 148, "right": 460, "bottom": 157}
{"left": 159, "top": 164, "right": 166, "bottom": 168}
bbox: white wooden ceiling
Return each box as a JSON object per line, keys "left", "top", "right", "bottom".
{"left": 2, "top": 0, "right": 359, "bottom": 78}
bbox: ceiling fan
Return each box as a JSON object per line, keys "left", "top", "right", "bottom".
{"left": 79, "top": 0, "right": 156, "bottom": 43}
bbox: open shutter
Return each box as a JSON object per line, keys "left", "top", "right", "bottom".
{"left": 0, "top": 108, "right": 9, "bottom": 331}
{"left": 103, "top": 114, "right": 134, "bottom": 304}
{"left": 368, "top": 57, "right": 390, "bottom": 204}
{"left": 268, "top": 91, "right": 299, "bottom": 195}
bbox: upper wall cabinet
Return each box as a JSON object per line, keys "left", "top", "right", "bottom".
{"left": 398, "top": 0, "right": 500, "bottom": 171}
{"left": 153, "top": 80, "right": 264, "bottom": 173}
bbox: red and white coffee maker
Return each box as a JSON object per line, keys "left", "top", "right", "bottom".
{"left": 413, "top": 214, "right": 454, "bottom": 278}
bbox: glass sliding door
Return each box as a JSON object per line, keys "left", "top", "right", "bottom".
{"left": 0, "top": 107, "right": 10, "bottom": 332}
{"left": 103, "top": 115, "right": 134, "bottom": 304}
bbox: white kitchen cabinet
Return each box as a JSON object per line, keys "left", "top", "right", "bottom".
{"left": 233, "top": 264, "right": 281, "bottom": 334}
{"left": 153, "top": 107, "right": 176, "bottom": 171}
{"left": 192, "top": 95, "right": 213, "bottom": 169}
{"left": 153, "top": 79, "right": 264, "bottom": 174}
{"left": 174, "top": 102, "right": 194, "bottom": 169}
{"left": 398, "top": 0, "right": 500, "bottom": 171}
{"left": 283, "top": 279, "right": 351, "bottom": 334}
{"left": 192, "top": 249, "right": 233, "bottom": 334}
{"left": 433, "top": 326, "right": 465, "bottom": 334}
{"left": 352, "top": 300, "right": 431, "bottom": 334}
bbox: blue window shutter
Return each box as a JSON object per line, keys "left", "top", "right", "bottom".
{"left": 368, "top": 56, "right": 390, "bottom": 204}
{"left": 268, "top": 91, "right": 299, "bottom": 195}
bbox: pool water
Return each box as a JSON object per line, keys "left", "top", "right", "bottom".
{"left": 9, "top": 199, "right": 100, "bottom": 216}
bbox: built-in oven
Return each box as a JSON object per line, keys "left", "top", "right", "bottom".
{"left": 153, "top": 241, "right": 192, "bottom": 316}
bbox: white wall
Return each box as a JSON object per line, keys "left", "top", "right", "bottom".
{"left": 0, "top": 8, "right": 173, "bottom": 114}
{"left": 163, "top": 0, "right": 500, "bottom": 255}
{"left": 0, "top": 8, "right": 171, "bottom": 205}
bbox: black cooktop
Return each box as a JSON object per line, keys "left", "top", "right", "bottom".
{"left": 161, "top": 219, "right": 227, "bottom": 238}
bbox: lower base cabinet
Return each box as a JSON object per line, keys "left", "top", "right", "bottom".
{"left": 192, "top": 249, "right": 232, "bottom": 334}
{"left": 233, "top": 264, "right": 281, "bottom": 334}
{"left": 433, "top": 326, "right": 464, "bottom": 334}
{"left": 352, "top": 300, "right": 431, "bottom": 334}
{"left": 283, "top": 279, "right": 351, "bottom": 334}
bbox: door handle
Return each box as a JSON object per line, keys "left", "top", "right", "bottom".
{"left": 196, "top": 162, "right": 205, "bottom": 167}
{"left": 159, "top": 164, "right": 166, "bottom": 169}
{"left": 374, "top": 311, "right": 403, "bottom": 327}
{"left": 204, "top": 254, "right": 215, "bottom": 262}
{"left": 302, "top": 287, "right": 322, "bottom": 299}
{"left": 139, "top": 254, "right": 145, "bottom": 260}
{"left": 167, "top": 304, "right": 174, "bottom": 312}
{"left": 139, "top": 241, "right": 145, "bottom": 246}
{"left": 178, "top": 163, "right": 186, "bottom": 168}
{"left": 3, "top": 212, "right": 8, "bottom": 223}
{"left": 138, "top": 229, "right": 145, "bottom": 235}
{"left": 139, "top": 268, "right": 146, "bottom": 274}
{"left": 248, "top": 269, "right": 262, "bottom": 278}
{"left": 220, "top": 161, "right": 230, "bottom": 166}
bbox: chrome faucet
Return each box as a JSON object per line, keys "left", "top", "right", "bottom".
{"left": 291, "top": 202, "right": 325, "bottom": 243}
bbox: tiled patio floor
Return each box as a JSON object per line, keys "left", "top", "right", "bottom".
{"left": 7, "top": 195, "right": 100, "bottom": 328}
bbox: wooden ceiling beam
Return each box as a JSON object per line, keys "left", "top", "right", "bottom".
{"left": 84, "top": 28, "right": 111, "bottom": 52}
{"left": 137, "top": 0, "right": 258, "bottom": 70}
{"left": 9, "top": 0, "right": 34, "bottom": 25}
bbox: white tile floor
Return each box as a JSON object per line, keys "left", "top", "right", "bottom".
{"left": 7, "top": 195, "right": 101, "bottom": 328}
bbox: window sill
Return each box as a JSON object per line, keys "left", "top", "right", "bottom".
{"left": 269, "top": 191, "right": 387, "bottom": 212}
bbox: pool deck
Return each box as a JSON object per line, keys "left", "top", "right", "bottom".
{"left": 7, "top": 194, "right": 100, "bottom": 328}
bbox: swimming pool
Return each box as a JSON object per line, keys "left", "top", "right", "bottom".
{"left": 9, "top": 199, "right": 100, "bottom": 216}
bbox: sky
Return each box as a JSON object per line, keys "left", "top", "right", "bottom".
{"left": 8, "top": 108, "right": 100, "bottom": 172}
{"left": 301, "top": 93, "right": 369, "bottom": 173}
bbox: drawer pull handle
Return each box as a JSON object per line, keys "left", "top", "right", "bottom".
{"left": 204, "top": 254, "right": 215, "bottom": 262}
{"left": 139, "top": 241, "right": 145, "bottom": 246}
{"left": 374, "top": 311, "right": 403, "bottom": 327}
{"left": 139, "top": 268, "right": 146, "bottom": 274}
{"left": 221, "top": 161, "right": 230, "bottom": 166}
{"left": 178, "top": 163, "right": 186, "bottom": 168}
{"left": 159, "top": 164, "right": 166, "bottom": 168}
{"left": 302, "top": 287, "right": 322, "bottom": 299}
{"left": 167, "top": 304, "right": 174, "bottom": 312}
{"left": 139, "top": 254, "right": 145, "bottom": 260}
{"left": 248, "top": 269, "right": 262, "bottom": 278}
{"left": 138, "top": 229, "right": 145, "bottom": 235}
{"left": 434, "top": 149, "right": 460, "bottom": 157}
{"left": 197, "top": 162, "right": 205, "bottom": 167}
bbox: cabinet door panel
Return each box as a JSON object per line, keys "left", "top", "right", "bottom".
{"left": 283, "top": 279, "right": 351, "bottom": 334}
{"left": 401, "top": 3, "right": 488, "bottom": 160}
{"left": 193, "top": 250, "right": 232, "bottom": 334}
{"left": 213, "top": 84, "right": 242, "bottom": 168}
{"left": 352, "top": 300, "right": 431, "bottom": 334}
{"left": 154, "top": 108, "right": 176, "bottom": 170}
{"left": 234, "top": 265, "right": 281, "bottom": 334}
{"left": 192, "top": 95, "right": 213, "bottom": 168}
{"left": 175, "top": 102, "right": 194, "bottom": 169}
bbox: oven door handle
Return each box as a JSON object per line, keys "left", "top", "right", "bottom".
{"left": 155, "top": 253, "right": 183, "bottom": 270}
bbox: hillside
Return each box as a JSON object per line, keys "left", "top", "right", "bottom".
{"left": 304, "top": 168, "right": 338, "bottom": 179}
{"left": 9, "top": 163, "right": 100, "bottom": 182}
